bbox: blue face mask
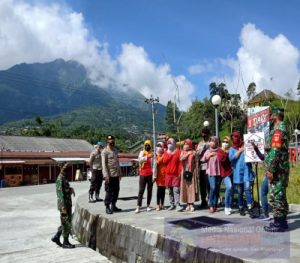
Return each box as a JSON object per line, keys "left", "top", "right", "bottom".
{"left": 167, "top": 144, "right": 175, "bottom": 151}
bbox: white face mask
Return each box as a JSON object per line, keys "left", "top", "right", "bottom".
{"left": 156, "top": 147, "right": 163, "bottom": 153}
{"left": 183, "top": 145, "right": 189, "bottom": 151}
{"left": 167, "top": 144, "right": 175, "bottom": 151}
{"left": 222, "top": 142, "right": 229, "bottom": 149}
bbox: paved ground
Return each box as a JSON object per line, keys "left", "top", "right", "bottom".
{"left": 0, "top": 182, "right": 110, "bottom": 263}
{"left": 1, "top": 177, "right": 300, "bottom": 262}
{"left": 77, "top": 176, "right": 300, "bottom": 263}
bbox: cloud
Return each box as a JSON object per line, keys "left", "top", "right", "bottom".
{"left": 117, "top": 43, "right": 194, "bottom": 109}
{"left": 217, "top": 23, "right": 300, "bottom": 98}
{"left": 188, "top": 61, "right": 214, "bottom": 75}
{"left": 0, "top": 0, "right": 194, "bottom": 109}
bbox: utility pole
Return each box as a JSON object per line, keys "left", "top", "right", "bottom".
{"left": 145, "top": 95, "right": 159, "bottom": 151}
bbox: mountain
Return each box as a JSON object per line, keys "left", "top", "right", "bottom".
{"left": 0, "top": 59, "right": 166, "bottom": 135}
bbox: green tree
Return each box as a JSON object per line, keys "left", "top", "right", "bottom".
{"left": 247, "top": 82, "right": 256, "bottom": 100}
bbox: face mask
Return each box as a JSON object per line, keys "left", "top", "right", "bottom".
{"left": 145, "top": 145, "right": 151, "bottom": 152}
{"left": 156, "top": 147, "right": 163, "bottom": 154}
{"left": 222, "top": 142, "right": 229, "bottom": 149}
{"left": 167, "top": 144, "right": 175, "bottom": 151}
{"left": 183, "top": 145, "right": 189, "bottom": 151}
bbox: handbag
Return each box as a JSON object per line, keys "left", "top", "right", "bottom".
{"left": 183, "top": 171, "right": 193, "bottom": 181}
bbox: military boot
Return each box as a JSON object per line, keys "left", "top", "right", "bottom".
{"left": 62, "top": 237, "right": 75, "bottom": 249}
{"left": 111, "top": 204, "right": 122, "bottom": 212}
{"left": 51, "top": 230, "right": 62, "bottom": 247}
{"left": 264, "top": 217, "right": 288, "bottom": 232}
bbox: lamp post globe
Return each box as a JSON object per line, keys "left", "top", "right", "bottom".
{"left": 211, "top": 94, "right": 221, "bottom": 139}
{"left": 203, "top": 121, "right": 210, "bottom": 127}
{"left": 211, "top": 94, "right": 222, "bottom": 107}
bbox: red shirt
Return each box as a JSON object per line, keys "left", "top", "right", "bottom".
{"left": 139, "top": 153, "right": 153, "bottom": 176}
{"left": 163, "top": 149, "right": 181, "bottom": 177}
{"left": 217, "top": 149, "right": 232, "bottom": 177}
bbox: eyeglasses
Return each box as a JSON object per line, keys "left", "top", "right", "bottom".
{"left": 222, "top": 141, "right": 229, "bottom": 143}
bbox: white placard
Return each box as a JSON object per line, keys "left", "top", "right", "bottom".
{"left": 244, "top": 132, "right": 265, "bottom": 163}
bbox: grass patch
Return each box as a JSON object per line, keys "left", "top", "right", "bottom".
{"left": 252, "top": 163, "right": 300, "bottom": 204}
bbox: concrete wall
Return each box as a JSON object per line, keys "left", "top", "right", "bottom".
{"left": 72, "top": 202, "right": 244, "bottom": 263}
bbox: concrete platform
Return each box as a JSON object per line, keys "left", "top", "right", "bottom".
{"left": 73, "top": 176, "right": 300, "bottom": 263}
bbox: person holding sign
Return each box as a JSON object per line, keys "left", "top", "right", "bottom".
{"left": 264, "top": 108, "right": 289, "bottom": 232}
{"left": 229, "top": 131, "right": 255, "bottom": 218}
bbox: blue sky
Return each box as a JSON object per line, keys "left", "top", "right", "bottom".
{"left": 1, "top": 0, "right": 300, "bottom": 108}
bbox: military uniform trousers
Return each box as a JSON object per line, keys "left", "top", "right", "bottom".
{"left": 270, "top": 180, "right": 288, "bottom": 218}
{"left": 89, "top": 169, "right": 103, "bottom": 196}
{"left": 104, "top": 177, "right": 120, "bottom": 207}
{"left": 58, "top": 208, "right": 72, "bottom": 239}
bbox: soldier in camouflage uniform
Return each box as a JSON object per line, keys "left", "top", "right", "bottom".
{"left": 264, "top": 108, "right": 289, "bottom": 232}
{"left": 51, "top": 163, "right": 76, "bottom": 248}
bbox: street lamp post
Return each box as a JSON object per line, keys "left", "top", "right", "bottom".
{"left": 145, "top": 95, "right": 159, "bottom": 151}
{"left": 295, "top": 129, "right": 299, "bottom": 164}
{"left": 211, "top": 95, "right": 222, "bottom": 139}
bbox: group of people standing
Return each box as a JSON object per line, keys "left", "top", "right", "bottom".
{"left": 135, "top": 107, "right": 290, "bottom": 233}
{"left": 136, "top": 128, "right": 256, "bottom": 218}
{"left": 52, "top": 107, "right": 290, "bottom": 249}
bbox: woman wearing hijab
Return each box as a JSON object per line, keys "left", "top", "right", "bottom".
{"left": 217, "top": 136, "right": 233, "bottom": 215}
{"left": 163, "top": 138, "right": 183, "bottom": 211}
{"left": 153, "top": 142, "right": 166, "bottom": 211}
{"left": 180, "top": 139, "right": 197, "bottom": 212}
{"left": 204, "top": 136, "right": 222, "bottom": 213}
{"left": 135, "top": 140, "right": 154, "bottom": 213}
{"left": 229, "top": 131, "right": 255, "bottom": 217}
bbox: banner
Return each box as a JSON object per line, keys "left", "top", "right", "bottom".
{"left": 245, "top": 107, "right": 270, "bottom": 163}
{"left": 244, "top": 132, "right": 265, "bottom": 163}
{"left": 247, "top": 106, "right": 270, "bottom": 137}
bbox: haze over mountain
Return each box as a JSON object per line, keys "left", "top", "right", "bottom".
{"left": 0, "top": 59, "right": 166, "bottom": 134}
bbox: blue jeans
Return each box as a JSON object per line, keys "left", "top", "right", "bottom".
{"left": 208, "top": 176, "right": 222, "bottom": 208}
{"left": 223, "top": 177, "right": 232, "bottom": 208}
{"left": 233, "top": 182, "right": 253, "bottom": 208}
{"left": 260, "top": 175, "right": 269, "bottom": 213}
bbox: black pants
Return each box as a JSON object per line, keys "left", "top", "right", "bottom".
{"left": 104, "top": 177, "right": 120, "bottom": 207}
{"left": 137, "top": 175, "right": 153, "bottom": 207}
{"left": 157, "top": 186, "right": 166, "bottom": 206}
{"left": 199, "top": 169, "right": 210, "bottom": 203}
{"left": 89, "top": 169, "right": 103, "bottom": 196}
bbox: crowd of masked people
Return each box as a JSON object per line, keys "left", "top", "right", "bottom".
{"left": 134, "top": 128, "right": 259, "bottom": 218}
{"left": 87, "top": 128, "right": 262, "bottom": 216}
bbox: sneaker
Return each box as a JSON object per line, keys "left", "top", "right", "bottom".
{"left": 209, "top": 207, "right": 215, "bottom": 213}
{"left": 176, "top": 206, "right": 184, "bottom": 212}
{"left": 190, "top": 206, "right": 195, "bottom": 212}
{"left": 135, "top": 207, "right": 140, "bottom": 214}
{"left": 146, "top": 207, "right": 152, "bottom": 212}
{"left": 156, "top": 206, "right": 160, "bottom": 211}
{"left": 225, "top": 208, "right": 231, "bottom": 215}
{"left": 168, "top": 205, "right": 176, "bottom": 211}
{"left": 185, "top": 206, "right": 190, "bottom": 211}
